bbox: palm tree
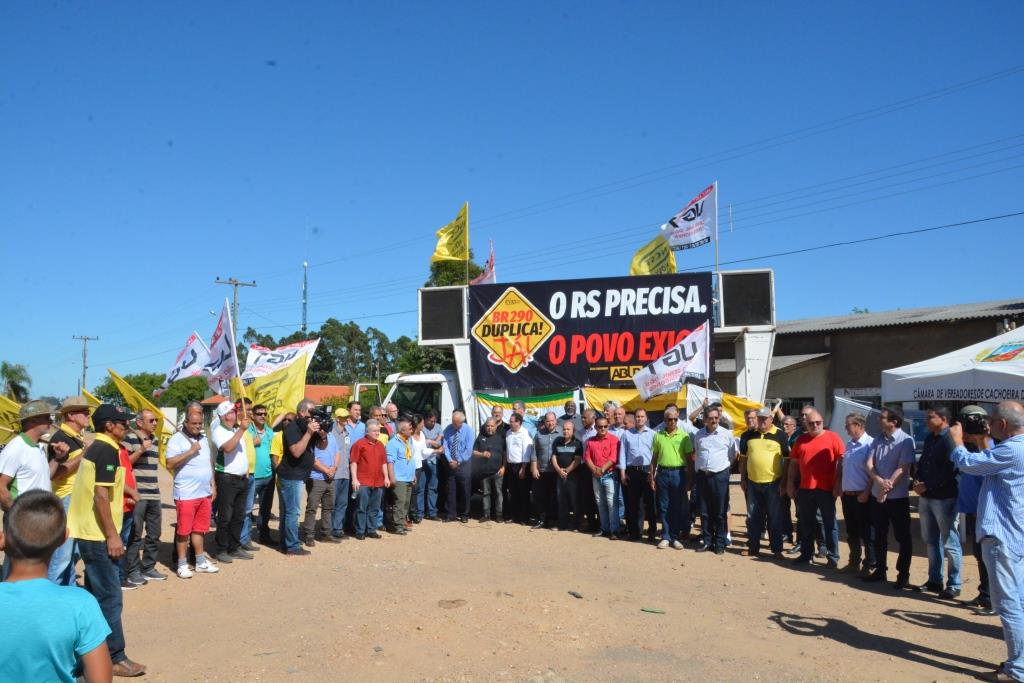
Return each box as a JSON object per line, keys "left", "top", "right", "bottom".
{"left": 0, "top": 362, "right": 31, "bottom": 402}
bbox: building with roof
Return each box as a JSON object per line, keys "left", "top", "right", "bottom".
{"left": 713, "top": 298, "right": 1024, "bottom": 418}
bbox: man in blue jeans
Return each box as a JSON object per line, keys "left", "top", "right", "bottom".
{"left": 417, "top": 410, "right": 443, "bottom": 521}
{"left": 739, "top": 407, "right": 789, "bottom": 558}
{"left": 650, "top": 407, "right": 693, "bottom": 549}
{"left": 68, "top": 403, "right": 146, "bottom": 677}
{"left": 951, "top": 401, "right": 1024, "bottom": 683}
{"left": 277, "top": 399, "right": 321, "bottom": 556}
{"left": 330, "top": 407, "right": 353, "bottom": 539}
{"left": 913, "top": 407, "right": 962, "bottom": 598}
{"left": 787, "top": 409, "right": 844, "bottom": 569}
{"left": 246, "top": 404, "right": 276, "bottom": 547}
{"left": 351, "top": 420, "right": 388, "bottom": 539}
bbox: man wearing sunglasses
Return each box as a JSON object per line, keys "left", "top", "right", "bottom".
{"left": 786, "top": 409, "right": 844, "bottom": 569}
{"left": 123, "top": 409, "right": 166, "bottom": 585}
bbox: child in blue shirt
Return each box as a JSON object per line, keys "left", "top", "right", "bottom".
{"left": 0, "top": 489, "right": 112, "bottom": 682}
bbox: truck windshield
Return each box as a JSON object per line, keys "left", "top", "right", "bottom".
{"left": 391, "top": 383, "right": 442, "bottom": 417}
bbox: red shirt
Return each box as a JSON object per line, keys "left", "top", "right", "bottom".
{"left": 585, "top": 434, "right": 620, "bottom": 473}
{"left": 791, "top": 430, "right": 845, "bottom": 491}
{"left": 350, "top": 437, "right": 387, "bottom": 488}
{"left": 119, "top": 447, "right": 137, "bottom": 513}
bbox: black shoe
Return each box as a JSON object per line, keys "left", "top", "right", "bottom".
{"left": 356, "top": 534, "right": 365, "bottom": 540}
{"left": 332, "top": 532, "right": 346, "bottom": 540}
{"left": 391, "top": 528, "right": 408, "bottom": 536}
{"left": 609, "top": 533, "right": 619, "bottom": 541}
{"left": 303, "top": 538, "right": 316, "bottom": 547}
{"left": 532, "top": 521, "right": 545, "bottom": 529}
{"left": 826, "top": 558, "right": 838, "bottom": 569}
{"left": 459, "top": 516, "right": 469, "bottom": 524}
{"left": 443, "top": 518, "right": 454, "bottom": 523}
{"left": 285, "top": 548, "right": 312, "bottom": 556}
{"left": 258, "top": 533, "right": 274, "bottom": 545}
{"left": 230, "top": 548, "right": 254, "bottom": 560}
{"left": 790, "top": 555, "right": 812, "bottom": 566}
{"left": 321, "top": 536, "right": 342, "bottom": 544}
{"left": 121, "top": 578, "right": 141, "bottom": 591}
{"left": 915, "top": 580, "right": 943, "bottom": 594}
{"left": 940, "top": 587, "right": 962, "bottom": 599}
{"left": 714, "top": 547, "right": 725, "bottom": 555}
{"left": 785, "top": 542, "right": 803, "bottom": 556}
{"left": 893, "top": 574, "right": 911, "bottom": 590}
{"left": 426, "top": 515, "right": 439, "bottom": 521}
{"left": 241, "top": 542, "right": 260, "bottom": 552}
{"left": 862, "top": 570, "right": 886, "bottom": 583}
{"left": 214, "top": 552, "right": 234, "bottom": 564}
{"left": 367, "top": 532, "right": 382, "bottom": 539}
{"left": 412, "top": 517, "right": 422, "bottom": 524}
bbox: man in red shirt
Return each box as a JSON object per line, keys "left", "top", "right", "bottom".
{"left": 584, "top": 416, "right": 621, "bottom": 540}
{"left": 785, "top": 409, "right": 844, "bottom": 568}
{"left": 350, "top": 420, "right": 389, "bottom": 540}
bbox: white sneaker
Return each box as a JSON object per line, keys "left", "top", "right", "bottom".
{"left": 176, "top": 564, "right": 193, "bottom": 579}
{"left": 672, "top": 540, "right": 684, "bottom": 550}
{"left": 195, "top": 559, "right": 219, "bottom": 574}
{"left": 726, "top": 532, "right": 733, "bottom": 544}
{"left": 657, "top": 539, "right": 670, "bottom": 549}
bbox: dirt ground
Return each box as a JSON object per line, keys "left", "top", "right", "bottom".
{"left": 114, "top": 471, "right": 1003, "bottom": 682}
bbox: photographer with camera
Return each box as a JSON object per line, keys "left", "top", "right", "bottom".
{"left": 951, "top": 400, "right": 1024, "bottom": 683}
{"left": 957, "top": 405, "right": 993, "bottom": 612}
{"left": 277, "top": 399, "right": 323, "bottom": 556}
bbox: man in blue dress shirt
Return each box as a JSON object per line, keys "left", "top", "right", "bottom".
{"left": 442, "top": 410, "right": 475, "bottom": 523}
{"left": 951, "top": 401, "right": 1024, "bottom": 683}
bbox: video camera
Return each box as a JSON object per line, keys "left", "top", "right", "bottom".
{"left": 309, "top": 405, "right": 334, "bottom": 435}
{"left": 960, "top": 404, "right": 989, "bottom": 436}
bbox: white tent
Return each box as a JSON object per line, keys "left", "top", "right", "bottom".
{"left": 881, "top": 326, "right": 1024, "bottom": 403}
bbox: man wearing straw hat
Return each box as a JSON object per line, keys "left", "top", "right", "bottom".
{"left": 48, "top": 395, "right": 92, "bottom": 584}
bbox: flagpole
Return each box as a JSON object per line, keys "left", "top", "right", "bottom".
{"left": 225, "top": 299, "right": 249, "bottom": 421}
{"left": 465, "top": 201, "right": 470, "bottom": 286}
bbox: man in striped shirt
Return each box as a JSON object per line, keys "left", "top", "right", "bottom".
{"left": 952, "top": 401, "right": 1024, "bottom": 683}
{"left": 123, "top": 409, "right": 166, "bottom": 585}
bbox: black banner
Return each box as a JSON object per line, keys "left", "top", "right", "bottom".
{"left": 468, "top": 273, "right": 714, "bottom": 388}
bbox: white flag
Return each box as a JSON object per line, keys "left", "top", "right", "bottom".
{"left": 203, "top": 299, "right": 240, "bottom": 392}
{"left": 632, "top": 321, "right": 710, "bottom": 401}
{"left": 661, "top": 182, "right": 717, "bottom": 251}
{"left": 242, "top": 339, "right": 320, "bottom": 380}
{"left": 470, "top": 240, "right": 496, "bottom": 285}
{"left": 153, "top": 332, "right": 211, "bottom": 397}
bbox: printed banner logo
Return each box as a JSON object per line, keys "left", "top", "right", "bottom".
{"left": 471, "top": 287, "right": 555, "bottom": 373}
{"left": 975, "top": 343, "right": 1024, "bottom": 363}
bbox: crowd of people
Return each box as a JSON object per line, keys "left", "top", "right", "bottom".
{"left": 1, "top": 392, "right": 1023, "bottom": 682}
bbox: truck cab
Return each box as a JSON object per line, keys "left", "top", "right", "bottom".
{"left": 382, "top": 371, "right": 460, "bottom": 428}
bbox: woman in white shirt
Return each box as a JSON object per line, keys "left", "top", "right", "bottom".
{"left": 408, "top": 414, "right": 427, "bottom": 525}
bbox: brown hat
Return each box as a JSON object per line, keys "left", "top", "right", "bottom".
{"left": 19, "top": 400, "right": 53, "bottom": 421}
{"left": 59, "top": 396, "right": 92, "bottom": 416}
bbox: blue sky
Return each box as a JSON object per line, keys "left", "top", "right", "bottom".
{"left": 2, "top": 2, "right": 1022, "bottom": 397}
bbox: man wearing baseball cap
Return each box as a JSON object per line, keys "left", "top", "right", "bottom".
{"left": 210, "top": 401, "right": 253, "bottom": 563}
{"left": 68, "top": 403, "right": 146, "bottom": 677}
{"left": 738, "top": 407, "right": 790, "bottom": 558}
{"left": 47, "top": 396, "right": 93, "bottom": 584}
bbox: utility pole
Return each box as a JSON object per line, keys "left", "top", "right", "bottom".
{"left": 72, "top": 335, "right": 98, "bottom": 393}
{"left": 215, "top": 277, "right": 257, "bottom": 334}
{"left": 301, "top": 261, "right": 309, "bottom": 334}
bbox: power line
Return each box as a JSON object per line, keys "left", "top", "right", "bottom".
{"left": 71, "top": 335, "right": 98, "bottom": 394}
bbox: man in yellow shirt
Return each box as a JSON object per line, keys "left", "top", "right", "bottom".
{"left": 738, "top": 407, "right": 790, "bottom": 559}
{"left": 68, "top": 404, "right": 145, "bottom": 678}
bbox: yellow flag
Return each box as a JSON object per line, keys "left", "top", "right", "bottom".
{"left": 108, "top": 369, "right": 173, "bottom": 469}
{"left": 245, "top": 354, "right": 308, "bottom": 424}
{"left": 0, "top": 395, "right": 19, "bottom": 446}
{"left": 630, "top": 235, "right": 677, "bottom": 276}
{"left": 82, "top": 389, "right": 102, "bottom": 409}
{"left": 431, "top": 202, "right": 469, "bottom": 262}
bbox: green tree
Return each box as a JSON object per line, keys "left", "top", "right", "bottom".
{"left": 391, "top": 335, "right": 454, "bottom": 374}
{"left": 1, "top": 361, "right": 32, "bottom": 402}
{"left": 92, "top": 373, "right": 207, "bottom": 410}
{"left": 424, "top": 250, "right": 483, "bottom": 287}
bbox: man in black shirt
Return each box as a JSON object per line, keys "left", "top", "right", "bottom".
{"left": 278, "top": 399, "right": 321, "bottom": 556}
{"left": 472, "top": 418, "right": 506, "bottom": 522}
{"left": 912, "top": 407, "right": 961, "bottom": 598}
{"left": 552, "top": 420, "right": 583, "bottom": 531}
